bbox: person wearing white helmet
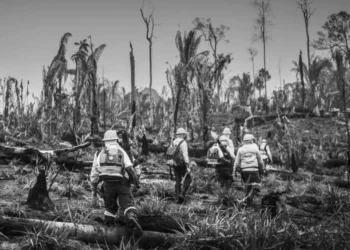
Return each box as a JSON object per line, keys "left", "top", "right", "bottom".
{"left": 233, "top": 133, "right": 264, "bottom": 206}
{"left": 222, "top": 127, "right": 235, "bottom": 159}
{"left": 207, "top": 135, "right": 235, "bottom": 195}
{"left": 259, "top": 138, "right": 273, "bottom": 174}
{"left": 90, "top": 130, "right": 142, "bottom": 237}
{"left": 169, "top": 127, "right": 191, "bottom": 203}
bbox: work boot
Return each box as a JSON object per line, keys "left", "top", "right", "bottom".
{"left": 125, "top": 210, "right": 143, "bottom": 239}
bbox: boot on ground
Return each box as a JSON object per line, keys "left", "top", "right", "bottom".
{"left": 125, "top": 209, "right": 143, "bottom": 238}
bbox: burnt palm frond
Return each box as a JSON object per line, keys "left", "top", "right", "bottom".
{"left": 48, "top": 32, "right": 72, "bottom": 71}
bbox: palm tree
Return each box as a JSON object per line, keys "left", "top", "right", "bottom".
{"left": 71, "top": 39, "right": 89, "bottom": 131}
{"left": 291, "top": 55, "right": 332, "bottom": 108}
{"left": 173, "top": 29, "right": 208, "bottom": 133}
{"left": 44, "top": 32, "right": 72, "bottom": 113}
{"left": 229, "top": 73, "right": 254, "bottom": 106}
{"left": 255, "top": 68, "right": 271, "bottom": 99}
{"left": 85, "top": 38, "right": 106, "bottom": 134}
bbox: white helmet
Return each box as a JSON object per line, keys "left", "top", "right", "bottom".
{"left": 219, "top": 135, "right": 229, "bottom": 146}
{"left": 243, "top": 134, "right": 255, "bottom": 142}
{"left": 175, "top": 128, "right": 187, "bottom": 135}
{"left": 102, "top": 130, "right": 119, "bottom": 141}
{"left": 261, "top": 139, "right": 267, "bottom": 143}
{"left": 222, "top": 127, "right": 231, "bottom": 135}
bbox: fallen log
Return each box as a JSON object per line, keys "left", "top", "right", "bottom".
{"left": 56, "top": 158, "right": 93, "bottom": 171}
{"left": 331, "top": 179, "right": 350, "bottom": 189}
{"left": 0, "top": 144, "right": 93, "bottom": 166}
{"left": 0, "top": 215, "right": 176, "bottom": 249}
{"left": 115, "top": 214, "right": 186, "bottom": 234}
{"left": 5, "top": 136, "right": 28, "bottom": 146}
{"left": 54, "top": 142, "right": 91, "bottom": 156}
{"left": 0, "top": 144, "right": 48, "bottom": 163}
{"left": 323, "top": 159, "right": 347, "bottom": 168}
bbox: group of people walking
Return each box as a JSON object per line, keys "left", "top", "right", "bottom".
{"left": 167, "top": 126, "right": 273, "bottom": 205}
{"left": 88, "top": 125, "right": 273, "bottom": 237}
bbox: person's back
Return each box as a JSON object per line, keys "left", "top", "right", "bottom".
{"left": 233, "top": 134, "right": 264, "bottom": 206}
{"left": 222, "top": 127, "right": 235, "bottom": 159}
{"left": 90, "top": 130, "right": 142, "bottom": 235}
{"left": 235, "top": 143, "right": 262, "bottom": 172}
{"left": 172, "top": 137, "right": 188, "bottom": 166}
{"left": 208, "top": 136, "right": 234, "bottom": 195}
{"left": 171, "top": 128, "right": 191, "bottom": 203}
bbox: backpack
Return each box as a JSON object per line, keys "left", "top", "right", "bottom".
{"left": 98, "top": 146, "right": 125, "bottom": 181}
{"left": 166, "top": 140, "right": 185, "bottom": 166}
{"left": 206, "top": 144, "right": 221, "bottom": 165}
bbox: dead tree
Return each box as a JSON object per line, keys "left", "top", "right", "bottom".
{"left": 253, "top": 0, "right": 273, "bottom": 113}
{"left": 299, "top": 50, "right": 305, "bottom": 108}
{"left": 130, "top": 42, "right": 136, "bottom": 131}
{"left": 140, "top": 1, "right": 156, "bottom": 127}
{"left": 298, "top": 0, "right": 315, "bottom": 85}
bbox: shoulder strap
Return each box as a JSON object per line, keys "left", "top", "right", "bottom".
{"left": 264, "top": 144, "right": 268, "bottom": 154}
{"left": 177, "top": 139, "right": 185, "bottom": 150}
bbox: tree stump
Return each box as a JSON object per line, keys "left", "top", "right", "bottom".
{"left": 26, "top": 169, "right": 54, "bottom": 210}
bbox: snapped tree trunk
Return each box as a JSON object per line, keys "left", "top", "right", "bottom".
{"left": 149, "top": 43, "right": 153, "bottom": 127}
{"left": 263, "top": 32, "right": 267, "bottom": 114}
{"left": 26, "top": 169, "right": 54, "bottom": 210}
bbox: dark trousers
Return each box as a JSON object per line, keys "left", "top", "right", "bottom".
{"left": 215, "top": 166, "right": 233, "bottom": 190}
{"left": 174, "top": 164, "right": 192, "bottom": 198}
{"left": 241, "top": 171, "right": 261, "bottom": 197}
{"left": 103, "top": 178, "right": 134, "bottom": 215}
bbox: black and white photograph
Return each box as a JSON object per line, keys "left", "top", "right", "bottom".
{"left": 1, "top": 0, "right": 350, "bottom": 249}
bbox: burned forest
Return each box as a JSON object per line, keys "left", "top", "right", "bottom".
{"left": 1, "top": 1, "right": 350, "bottom": 249}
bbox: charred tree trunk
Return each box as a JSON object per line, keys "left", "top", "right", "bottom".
{"left": 90, "top": 71, "right": 99, "bottom": 135}
{"left": 26, "top": 169, "right": 54, "bottom": 210}
{"left": 130, "top": 42, "right": 136, "bottom": 130}
{"left": 299, "top": 50, "right": 305, "bottom": 108}
{"left": 173, "top": 86, "right": 182, "bottom": 134}
{"left": 141, "top": 133, "right": 149, "bottom": 155}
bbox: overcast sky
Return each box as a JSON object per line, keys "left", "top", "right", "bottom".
{"left": 0, "top": 0, "right": 349, "bottom": 100}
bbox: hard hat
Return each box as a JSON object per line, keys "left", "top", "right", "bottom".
{"left": 102, "top": 130, "right": 119, "bottom": 141}
{"left": 175, "top": 128, "right": 187, "bottom": 135}
{"left": 219, "top": 135, "right": 229, "bottom": 146}
{"left": 262, "top": 139, "right": 267, "bottom": 143}
{"left": 222, "top": 127, "right": 231, "bottom": 135}
{"left": 219, "top": 135, "right": 229, "bottom": 142}
{"left": 243, "top": 134, "right": 255, "bottom": 142}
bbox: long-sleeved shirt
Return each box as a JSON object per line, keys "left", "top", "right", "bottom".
{"left": 227, "top": 138, "right": 235, "bottom": 159}
{"left": 90, "top": 144, "right": 133, "bottom": 184}
{"left": 173, "top": 137, "right": 189, "bottom": 164}
{"left": 233, "top": 143, "right": 264, "bottom": 173}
